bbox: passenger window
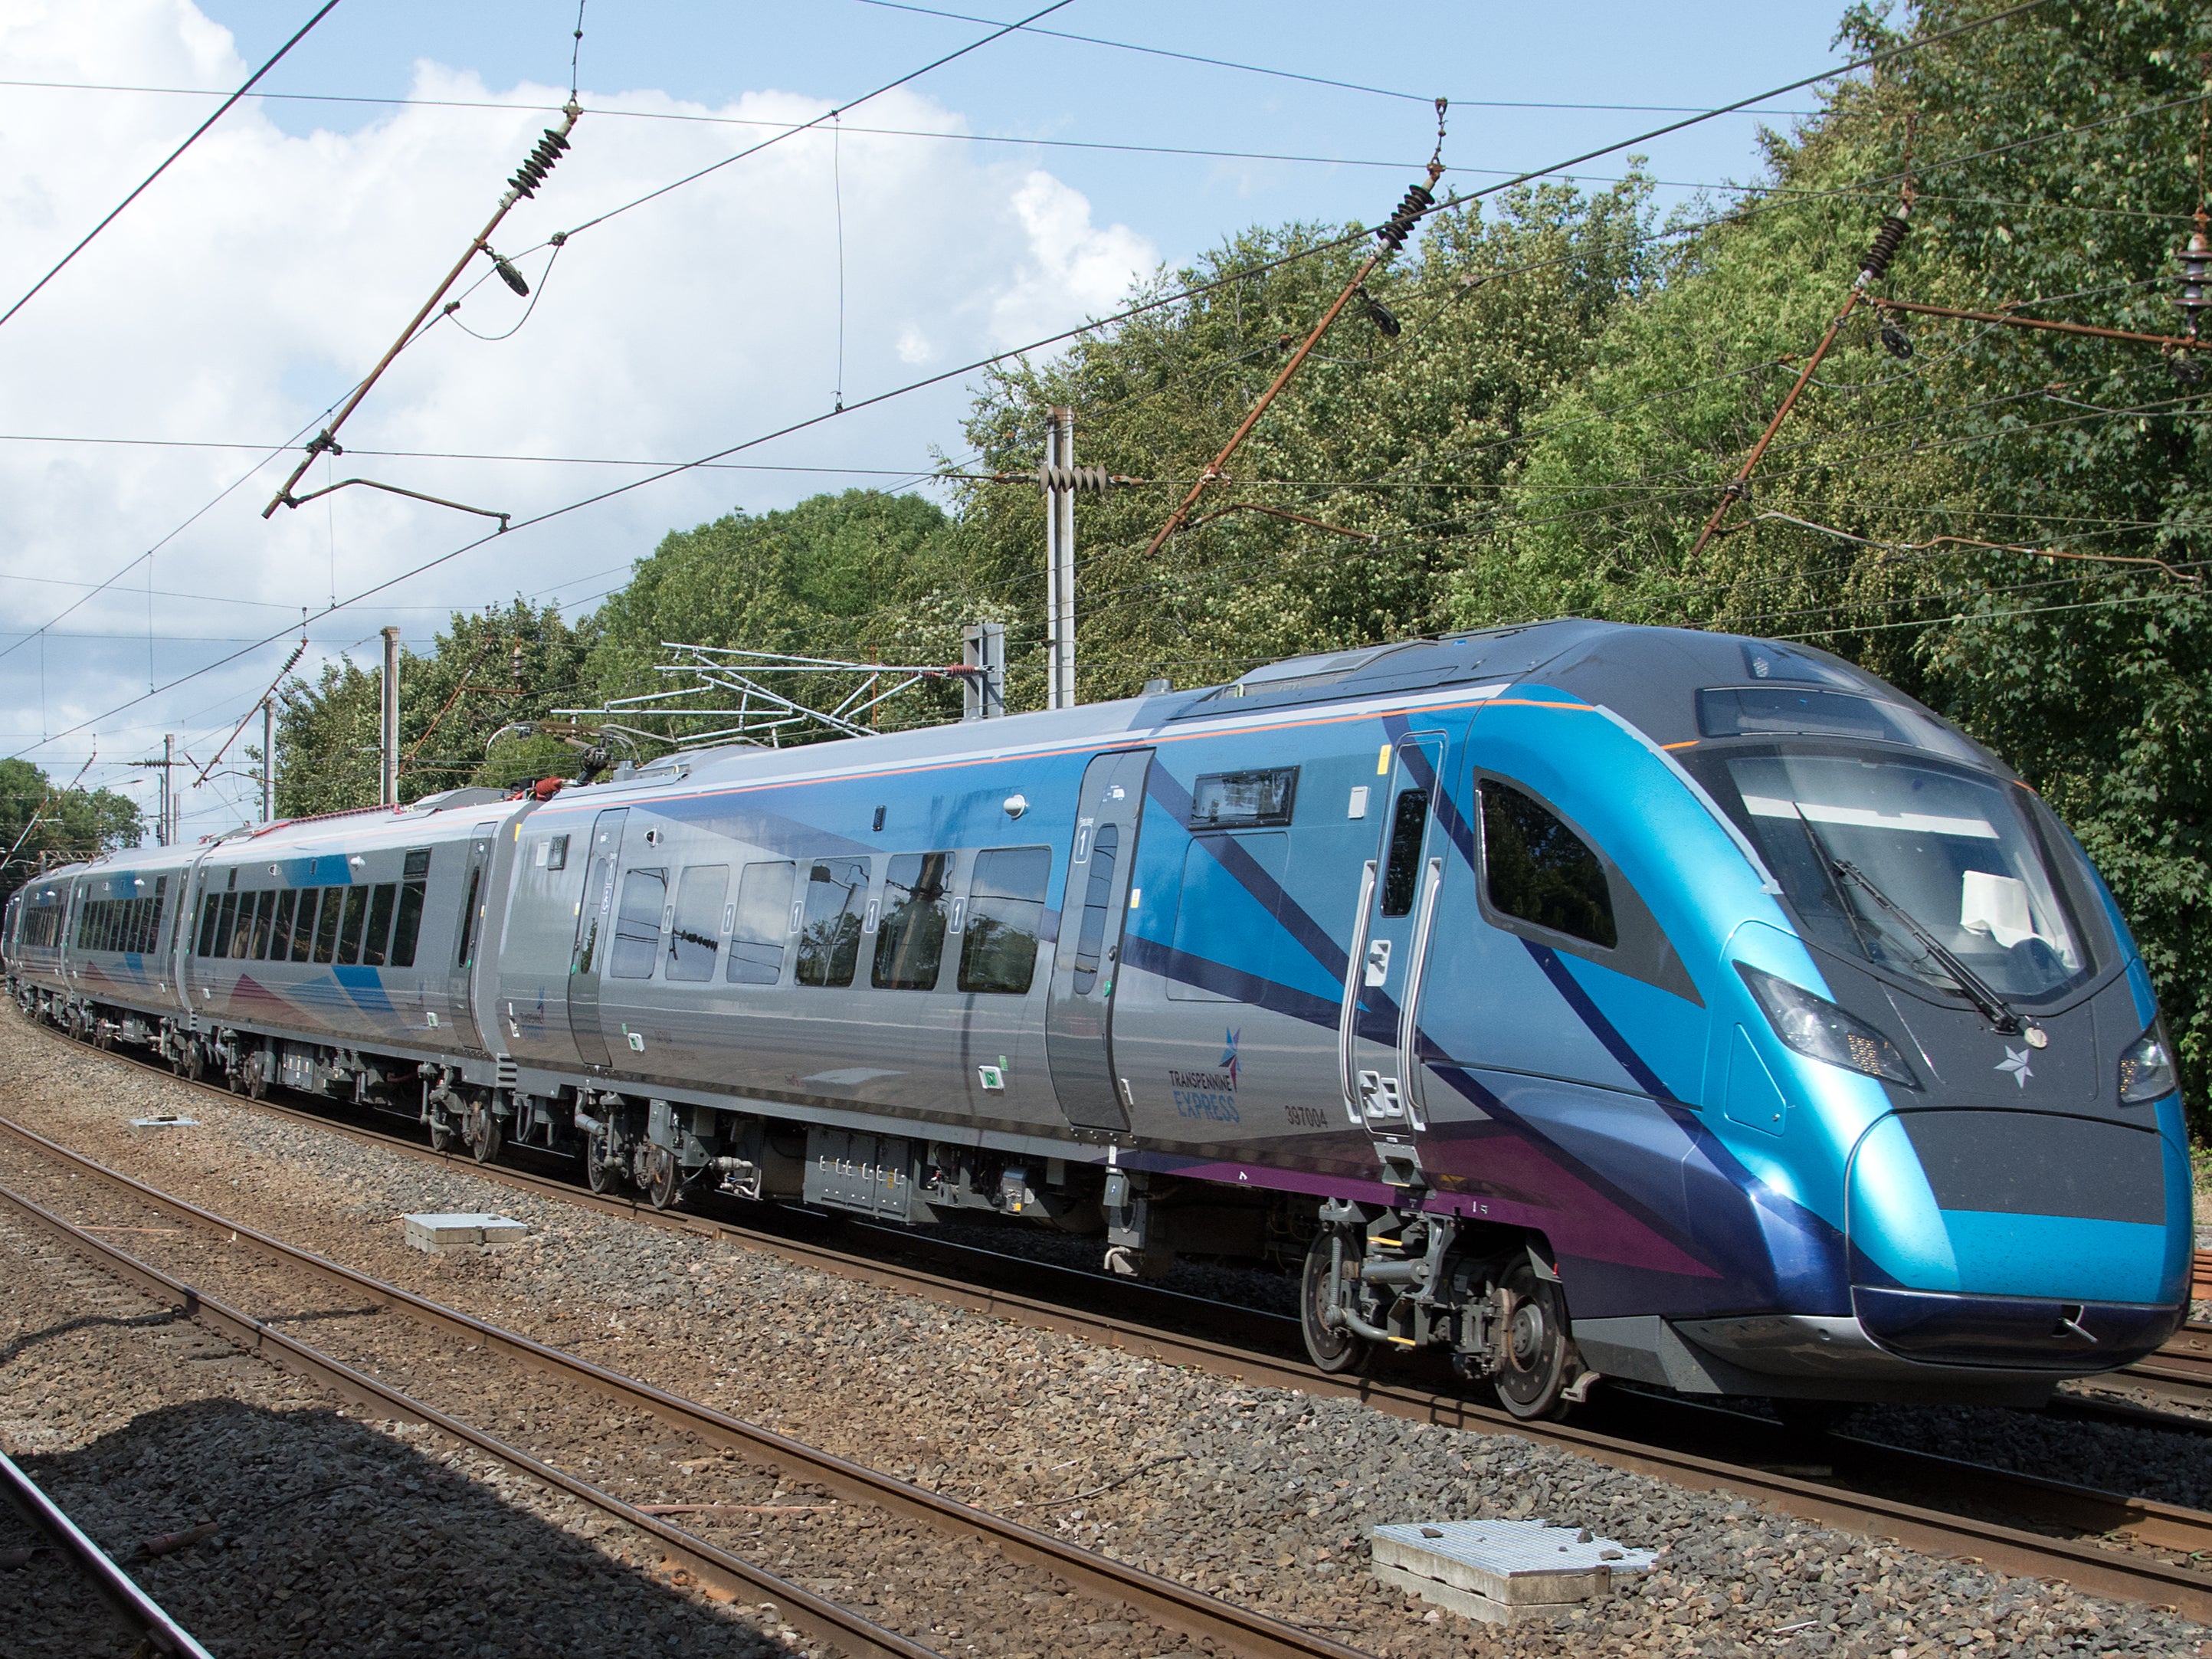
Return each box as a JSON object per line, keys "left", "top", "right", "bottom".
{"left": 666, "top": 864, "right": 728, "bottom": 983}
{"left": 609, "top": 867, "right": 667, "bottom": 979}
{"left": 1379, "top": 787, "right": 1430, "bottom": 917}
{"left": 796, "top": 858, "right": 870, "bottom": 989}
{"left": 1480, "top": 779, "right": 1617, "bottom": 949}
{"left": 248, "top": 892, "right": 275, "bottom": 959}
{"left": 363, "top": 884, "right": 396, "bottom": 967}
{"left": 313, "top": 887, "right": 343, "bottom": 963}
{"left": 195, "top": 893, "right": 219, "bottom": 957}
{"left": 339, "top": 887, "right": 369, "bottom": 965}
{"left": 392, "top": 851, "right": 430, "bottom": 969}
{"left": 873, "top": 852, "right": 952, "bottom": 990}
{"left": 959, "top": 846, "right": 1051, "bottom": 995}
{"left": 291, "top": 890, "right": 321, "bottom": 962}
{"left": 270, "top": 890, "right": 298, "bottom": 961}
{"left": 212, "top": 893, "right": 238, "bottom": 959}
{"left": 1071, "top": 824, "right": 1119, "bottom": 995}
{"left": 727, "top": 861, "right": 795, "bottom": 985}
{"left": 455, "top": 866, "right": 483, "bottom": 968}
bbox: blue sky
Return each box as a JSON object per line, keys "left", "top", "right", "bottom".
{"left": 1, "top": 0, "right": 1852, "bottom": 835}
{"left": 199, "top": 0, "right": 1847, "bottom": 269}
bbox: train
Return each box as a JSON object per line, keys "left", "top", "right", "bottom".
{"left": 3, "top": 618, "right": 2190, "bottom": 1419}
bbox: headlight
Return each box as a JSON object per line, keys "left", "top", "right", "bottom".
{"left": 2118, "top": 1022, "right": 2178, "bottom": 1105}
{"left": 1737, "top": 963, "right": 1919, "bottom": 1087}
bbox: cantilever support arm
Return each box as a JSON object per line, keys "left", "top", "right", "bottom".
{"left": 281, "top": 476, "right": 511, "bottom": 528}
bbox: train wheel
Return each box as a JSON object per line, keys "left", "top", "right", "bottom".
{"left": 467, "top": 1101, "right": 502, "bottom": 1166}
{"left": 428, "top": 1114, "right": 453, "bottom": 1154}
{"left": 1493, "top": 1259, "right": 1575, "bottom": 1421}
{"left": 1299, "top": 1226, "right": 1371, "bottom": 1375}
{"left": 584, "top": 1126, "right": 621, "bottom": 1194}
{"left": 246, "top": 1054, "right": 270, "bottom": 1100}
{"left": 641, "top": 1146, "right": 683, "bottom": 1211}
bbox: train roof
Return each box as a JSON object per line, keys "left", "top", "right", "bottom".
{"left": 533, "top": 618, "right": 1997, "bottom": 811}
{"left": 28, "top": 621, "right": 1999, "bottom": 876}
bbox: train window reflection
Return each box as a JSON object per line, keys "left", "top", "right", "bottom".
{"left": 873, "top": 852, "right": 952, "bottom": 990}
{"left": 610, "top": 867, "right": 668, "bottom": 979}
{"left": 797, "top": 858, "right": 870, "bottom": 989}
{"left": 1071, "top": 825, "right": 1119, "bottom": 995}
{"left": 291, "top": 891, "right": 320, "bottom": 962}
{"left": 1379, "top": 788, "right": 1430, "bottom": 917}
{"left": 1480, "top": 781, "right": 1617, "bottom": 949}
{"left": 728, "top": 861, "right": 795, "bottom": 985}
{"left": 960, "top": 846, "right": 1050, "bottom": 995}
{"left": 339, "top": 887, "right": 369, "bottom": 965}
{"left": 1712, "top": 749, "right": 2094, "bottom": 1001}
{"left": 362, "top": 884, "right": 396, "bottom": 967}
{"left": 666, "top": 864, "right": 728, "bottom": 982}
{"left": 313, "top": 888, "right": 342, "bottom": 963}
{"left": 269, "top": 890, "right": 297, "bottom": 961}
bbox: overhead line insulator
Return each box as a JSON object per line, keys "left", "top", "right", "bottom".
{"left": 509, "top": 126, "right": 573, "bottom": 199}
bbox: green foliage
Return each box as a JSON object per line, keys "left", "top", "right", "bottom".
{"left": 274, "top": 600, "right": 592, "bottom": 817}
{"left": 955, "top": 184, "right": 1657, "bottom": 701}
{"left": 1483, "top": 2, "right": 2212, "bottom": 1116}
{"left": 0, "top": 757, "right": 140, "bottom": 897}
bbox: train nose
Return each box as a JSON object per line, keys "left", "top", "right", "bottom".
{"left": 1844, "top": 1108, "right": 2188, "bottom": 1368}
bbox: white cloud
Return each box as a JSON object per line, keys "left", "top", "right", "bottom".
{"left": 0, "top": 0, "right": 1154, "bottom": 834}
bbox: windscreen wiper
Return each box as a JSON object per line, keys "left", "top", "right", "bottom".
{"left": 1830, "top": 858, "right": 2023, "bottom": 1034}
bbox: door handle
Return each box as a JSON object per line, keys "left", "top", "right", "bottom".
{"left": 1338, "top": 861, "right": 1377, "bottom": 1126}
{"left": 1395, "top": 857, "right": 1444, "bottom": 1133}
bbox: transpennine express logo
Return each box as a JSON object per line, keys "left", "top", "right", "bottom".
{"left": 1168, "top": 1028, "right": 1242, "bottom": 1123}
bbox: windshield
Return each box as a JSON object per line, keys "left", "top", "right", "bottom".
{"left": 1692, "top": 745, "right": 2102, "bottom": 1003}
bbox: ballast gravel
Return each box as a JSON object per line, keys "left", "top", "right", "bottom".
{"left": 0, "top": 1209, "right": 808, "bottom": 1659}
{"left": 4, "top": 1012, "right": 2210, "bottom": 1657}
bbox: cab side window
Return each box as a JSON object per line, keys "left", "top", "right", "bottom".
{"left": 1479, "top": 779, "right": 1617, "bottom": 949}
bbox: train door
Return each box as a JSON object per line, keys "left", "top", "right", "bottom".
{"left": 446, "top": 822, "right": 498, "bottom": 1044}
{"left": 1044, "top": 749, "right": 1152, "bottom": 1132}
{"left": 1339, "top": 732, "right": 1450, "bottom": 1189}
{"left": 568, "top": 807, "right": 628, "bottom": 1069}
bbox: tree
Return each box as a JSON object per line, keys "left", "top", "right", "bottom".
{"left": 274, "top": 600, "right": 592, "bottom": 817}
{"left": 0, "top": 757, "right": 141, "bottom": 900}
{"left": 1483, "top": 2, "right": 2212, "bottom": 1116}
{"left": 952, "top": 179, "right": 1657, "bottom": 703}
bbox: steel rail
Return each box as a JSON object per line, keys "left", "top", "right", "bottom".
{"left": 0, "top": 1175, "right": 936, "bottom": 1659}
{"left": 0, "top": 1445, "right": 218, "bottom": 1659}
{"left": 0, "top": 1113, "right": 1375, "bottom": 1659}
{"left": 18, "top": 1011, "right": 2212, "bottom": 1614}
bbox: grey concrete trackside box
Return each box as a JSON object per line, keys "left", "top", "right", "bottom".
{"left": 403, "top": 1212, "right": 527, "bottom": 1253}
{"left": 1371, "top": 1519, "right": 1657, "bottom": 1625}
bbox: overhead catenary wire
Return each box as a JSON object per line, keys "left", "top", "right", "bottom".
{"left": 0, "top": 0, "right": 344, "bottom": 338}
{"left": 0, "top": 1, "right": 2089, "bottom": 763}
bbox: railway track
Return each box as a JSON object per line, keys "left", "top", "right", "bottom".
{"left": 0, "top": 1442, "right": 216, "bottom": 1659}
{"left": 17, "top": 1008, "right": 2212, "bottom": 1623}
{"left": 0, "top": 1113, "right": 1374, "bottom": 1659}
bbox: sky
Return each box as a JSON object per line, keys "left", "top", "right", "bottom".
{"left": 0, "top": 0, "right": 1850, "bottom": 841}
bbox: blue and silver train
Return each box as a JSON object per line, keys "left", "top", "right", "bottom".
{"left": 3, "top": 619, "right": 2189, "bottom": 1418}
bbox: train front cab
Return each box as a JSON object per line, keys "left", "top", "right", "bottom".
{"left": 1657, "top": 716, "right": 2189, "bottom": 1401}
{"left": 1285, "top": 625, "right": 2187, "bottom": 1414}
